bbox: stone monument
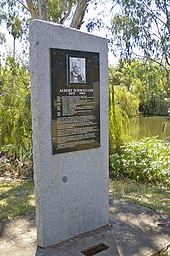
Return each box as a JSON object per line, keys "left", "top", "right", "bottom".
{"left": 29, "top": 20, "right": 109, "bottom": 248}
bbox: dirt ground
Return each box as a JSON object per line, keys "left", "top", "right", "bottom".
{"left": 0, "top": 213, "right": 37, "bottom": 256}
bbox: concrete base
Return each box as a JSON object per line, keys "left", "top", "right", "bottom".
{"left": 35, "top": 225, "right": 119, "bottom": 256}
{"left": 35, "top": 199, "right": 170, "bottom": 256}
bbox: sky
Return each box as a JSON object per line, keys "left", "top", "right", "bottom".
{"left": 0, "top": 0, "right": 118, "bottom": 65}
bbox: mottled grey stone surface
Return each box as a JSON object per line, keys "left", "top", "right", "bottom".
{"left": 29, "top": 20, "right": 109, "bottom": 248}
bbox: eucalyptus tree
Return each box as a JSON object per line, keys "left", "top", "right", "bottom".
{"left": 111, "top": 0, "right": 170, "bottom": 95}
{"left": 0, "top": 1, "right": 30, "bottom": 57}
{"left": 1, "top": 1, "right": 91, "bottom": 29}
{"left": 0, "top": 0, "right": 93, "bottom": 55}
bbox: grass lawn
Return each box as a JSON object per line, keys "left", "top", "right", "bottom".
{"left": 109, "top": 179, "right": 170, "bottom": 215}
{"left": 0, "top": 178, "right": 35, "bottom": 220}
{"left": 0, "top": 177, "right": 169, "bottom": 220}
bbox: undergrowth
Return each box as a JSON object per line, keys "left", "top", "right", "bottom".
{"left": 110, "top": 137, "right": 170, "bottom": 188}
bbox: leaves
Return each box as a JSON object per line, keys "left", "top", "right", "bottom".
{"left": 110, "top": 59, "right": 170, "bottom": 116}
{"left": 0, "top": 56, "right": 32, "bottom": 161}
{"left": 110, "top": 0, "right": 170, "bottom": 93}
{"left": 110, "top": 137, "right": 170, "bottom": 187}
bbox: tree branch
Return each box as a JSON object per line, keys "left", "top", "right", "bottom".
{"left": 38, "top": 0, "right": 47, "bottom": 20}
{"left": 142, "top": 2, "right": 167, "bottom": 27}
{"left": 26, "top": 0, "right": 38, "bottom": 19}
{"left": 70, "top": 0, "right": 89, "bottom": 29}
{"left": 60, "top": 1, "right": 74, "bottom": 25}
{"left": 153, "top": 15, "right": 170, "bottom": 66}
{"left": 15, "top": 0, "right": 30, "bottom": 12}
{"left": 131, "top": 51, "right": 170, "bottom": 95}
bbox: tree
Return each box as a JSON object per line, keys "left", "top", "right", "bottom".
{"left": 0, "top": 56, "right": 32, "bottom": 160}
{"left": 0, "top": 0, "right": 92, "bottom": 57}
{"left": 109, "top": 66, "right": 131, "bottom": 154}
{"left": 6, "top": 16, "right": 24, "bottom": 57}
{"left": 1, "top": 1, "right": 90, "bottom": 29}
{"left": 0, "top": 1, "right": 28, "bottom": 57}
{"left": 110, "top": 59, "right": 170, "bottom": 116}
{"left": 111, "top": 0, "right": 170, "bottom": 95}
{"left": 27, "top": 0, "right": 90, "bottom": 28}
{"left": 0, "top": 0, "right": 104, "bottom": 161}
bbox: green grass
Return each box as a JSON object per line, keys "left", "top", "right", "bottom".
{"left": 109, "top": 179, "right": 170, "bottom": 215}
{"left": 0, "top": 178, "right": 35, "bottom": 220}
{"left": 152, "top": 245, "right": 170, "bottom": 256}
{"left": 0, "top": 178, "right": 169, "bottom": 221}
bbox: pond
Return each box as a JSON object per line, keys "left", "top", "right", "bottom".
{"left": 129, "top": 116, "right": 170, "bottom": 140}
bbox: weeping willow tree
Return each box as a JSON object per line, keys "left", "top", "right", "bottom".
{"left": 109, "top": 65, "right": 140, "bottom": 155}
{"left": 109, "top": 68, "right": 129, "bottom": 155}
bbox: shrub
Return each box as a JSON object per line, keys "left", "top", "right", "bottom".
{"left": 110, "top": 137, "right": 170, "bottom": 187}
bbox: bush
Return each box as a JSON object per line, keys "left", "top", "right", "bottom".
{"left": 110, "top": 137, "right": 170, "bottom": 187}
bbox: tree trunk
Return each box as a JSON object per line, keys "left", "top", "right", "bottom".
{"left": 26, "top": 0, "right": 87, "bottom": 28}
{"left": 70, "top": 0, "right": 88, "bottom": 29}
{"left": 26, "top": 0, "right": 37, "bottom": 19}
{"left": 38, "top": 0, "right": 47, "bottom": 20}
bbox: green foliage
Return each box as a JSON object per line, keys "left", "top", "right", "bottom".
{"left": 110, "top": 0, "right": 170, "bottom": 96}
{"left": 109, "top": 63, "right": 141, "bottom": 154}
{"left": 0, "top": 1, "right": 29, "bottom": 55}
{"left": 109, "top": 66, "right": 136, "bottom": 154}
{"left": 0, "top": 0, "right": 78, "bottom": 55}
{"left": 109, "top": 64, "right": 141, "bottom": 154}
{"left": 111, "top": 60, "right": 169, "bottom": 116}
{"left": 114, "top": 85, "right": 139, "bottom": 117}
{"left": 111, "top": 0, "right": 170, "bottom": 62}
{"left": 109, "top": 101, "right": 129, "bottom": 154}
{"left": 46, "top": 0, "right": 76, "bottom": 23}
{"left": 0, "top": 56, "right": 32, "bottom": 162}
{"left": 110, "top": 137, "right": 170, "bottom": 187}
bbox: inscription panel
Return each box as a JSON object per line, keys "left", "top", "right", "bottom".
{"left": 51, "top": 49, "right": 100, "bottom": 154}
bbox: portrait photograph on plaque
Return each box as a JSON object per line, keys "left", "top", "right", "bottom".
{"left": 68, "top": 56, "right": 86, "bottom": 84}
{"left": 51, "top": 48, "right": 100, "bottom": 154}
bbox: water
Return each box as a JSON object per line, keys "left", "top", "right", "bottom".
{"left": 129, "top": 116, "right": 170, "bottom": 140}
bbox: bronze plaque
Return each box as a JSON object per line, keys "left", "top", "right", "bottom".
{"left": 51, "top": 49, "right": 100, "bottom": 154}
